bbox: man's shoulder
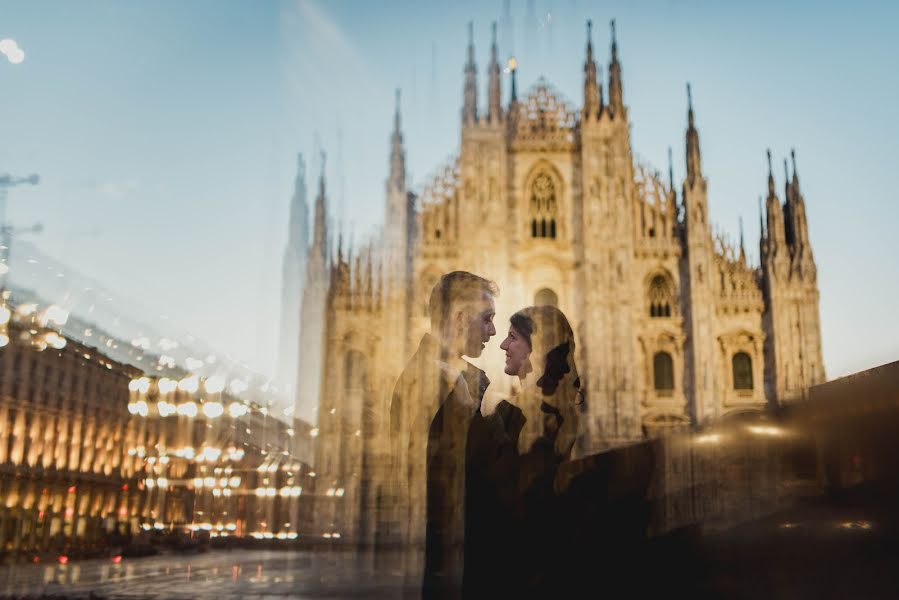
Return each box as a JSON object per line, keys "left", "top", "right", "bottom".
{"left": 390, "top": 335, "right": 439, "bottom": 406}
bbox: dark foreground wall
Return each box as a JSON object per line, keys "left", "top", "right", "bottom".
{"left": 553, "top": 360, "right": 899, "bottom": 597}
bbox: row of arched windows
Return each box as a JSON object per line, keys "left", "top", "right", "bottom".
{"left": 652, "top": 351, "right": 754, "bottom": 392}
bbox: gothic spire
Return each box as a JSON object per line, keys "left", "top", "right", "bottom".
{"left": 389, "top": 88, "right": 406, "bottom": 190}
{"left": 353, "top": 252, "right": 363, "bottom": 302}
{"left": 462, "top": 21, "right": 478, "bottom": 124}
{"left": 667, "top": 146, "right": 678, "bottom": 227}
{"left": 685, "top": 83, "right": 702, "bottom": 186}
{"left": 764, "top": 148, "right": 787, "bottom": 251}
{"left": 510, "top": 57, "right": 518, "bottom": 104}
{"left": 312, "top": 151, "right": 328, "bottom": 261}
{"left": 758, "top": 195, "right": 765, "bottom": 237}
{"left": 791, "top": 148, "right": 801, "bottom": 197}
{"left": 336, "top": 228, "right": 343, "bottom": 264}
{"left": 608, "top": 19, "right": 623, "bottom": 118}
{"left": 668, "top": 146, "right": 675, "bottom": 192}
{"left": 739, "top": 216, "right": 746, "bottom": 263}
{"left": 488, "top": 22, "right": 502, "bottom": 122}
{"left": 364, "top": 243, "right": 373, "bottom": 303}
{"left": 295, "top": 152, "right": 306, "bottom": 192}
{"left": 287, "top": 153, "right": 309, "bottom": 261}
{"left": 583, "top": 20, "right": 601, "bottom": 119}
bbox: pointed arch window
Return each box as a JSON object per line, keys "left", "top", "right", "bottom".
{"left": 732, "top": 352, "right": 753, "bottom": 390}
{"left": 529, "top": 172, "right": 558, "bottom": 239}
{"left": 653, "top": 352, "right": 674, "bottom": 392}
{"left": 648, "top": 274, "right": 675, "bottom": 318}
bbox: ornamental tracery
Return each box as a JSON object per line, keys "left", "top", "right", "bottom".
{"left": 511, "top": 79, "right": 578, "bottom": 150}
{"left": 529, "top": 172, "right": 558, "bottom": 238}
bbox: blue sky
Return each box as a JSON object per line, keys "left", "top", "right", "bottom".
{"left": 1, "top": 0, "right": 897, "bottom": 381}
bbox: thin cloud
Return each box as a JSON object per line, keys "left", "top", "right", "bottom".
{"left": 0, "top": 38, "right": 25, "bottom": 64}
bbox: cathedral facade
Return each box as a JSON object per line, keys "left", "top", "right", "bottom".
{"left": 300, "top": 21, "right": 825, "bottom": 542}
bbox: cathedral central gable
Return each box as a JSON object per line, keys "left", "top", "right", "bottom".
{"left": 511, "top": 78, "right": 579, "bottom": 151}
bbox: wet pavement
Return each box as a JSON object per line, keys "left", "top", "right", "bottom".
{"left": 0, "top": 548, "right": 409, "bottom": 599}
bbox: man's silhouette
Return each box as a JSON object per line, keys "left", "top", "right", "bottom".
{"left": 388, "top": 271, "right": 497, "bottom": 598}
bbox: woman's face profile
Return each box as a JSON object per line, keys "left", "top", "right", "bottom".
{"left": 499, "top": 325, "right": 531, "bottom": 378}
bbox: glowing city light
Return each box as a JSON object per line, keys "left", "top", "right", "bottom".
{"left": 202, "top": 401, "right": 224, "bottom": 419}
{"left": 177, "top": 402, "right": 198, "bottom": 417}
{"left": 228, "top": 402, "right": 248, "bottom": 418}
{"left": 40, "top": 305, "right": 69, "bottom": 326}
{"left": 157, "top": 401, "right": 177, "bottom": 417}
{"left": 175, "top": 447, "right": 196, "bottom": 460}
{"left": 747, "top": 425, "right": 784, "bottom": 437}
{"left": 201, "top": 447, "right": 222, "bottom": 462}
{"left": 16, "top": 303, "right": 36, "bottom": 317}
{"left": 178, "top": 375, "right": 199, "bottom": 393}
{"left": 0, "top": 305, "right": 10, "bottom": 325}
{"left": 157, "top": 377, "right": 177, "bottom": 394}
{"left": 204, "top": 375, "right": 225, "bottom": 394}
{"left": 43, "top": 332, "right": 67, "bottom": 349}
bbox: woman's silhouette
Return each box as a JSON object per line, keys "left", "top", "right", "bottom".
{"left": 464, "top": 305, "right": 583, "bottom": 596}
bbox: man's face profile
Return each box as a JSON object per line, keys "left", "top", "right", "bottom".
{"left": 458, "top": 292, "right": 496, "bottom": 359}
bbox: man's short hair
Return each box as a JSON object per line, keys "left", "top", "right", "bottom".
{"left": 428, "top": 271, "right": 499, "bottom": 332}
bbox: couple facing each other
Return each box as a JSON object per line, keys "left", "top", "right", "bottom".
{"left": 389, "top": 270, "right": 583, "bottom": 597}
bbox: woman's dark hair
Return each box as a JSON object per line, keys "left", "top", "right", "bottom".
{"left": 536, "top": 340, "right": 571, "bottom": 396}
{"left": 508, "top": 312, "right": 534, "bottom": 348}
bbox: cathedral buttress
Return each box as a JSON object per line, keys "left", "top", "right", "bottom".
{"left": 577, "top": 20, "right": 641, "bottom": 446}
{"left": 679, "top": 84, "right": 718, "bottom": 424}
